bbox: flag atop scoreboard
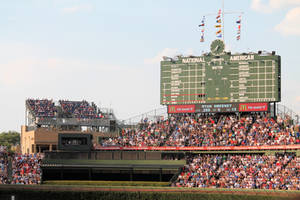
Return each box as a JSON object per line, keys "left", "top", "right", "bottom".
{"left": 161, "top": 39, "right": 281, "bottom": 113}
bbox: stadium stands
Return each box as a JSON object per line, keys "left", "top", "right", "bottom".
{"left": 0, "top": 150, "right": 43, "bottom": 185}
{"left": 27, "top": 99, "right": 56, "bottom": 118}
{"left": 0, "top": 146, "right": 8, "bottom": 184}
{"left": 101, "top": 114, "right": 300, "bottom": 147}
{"left": 21, "top": 100, "right": 300, "bottom": 189}
{"left": 26, "top": 99, "right": 105, "bottom": 120}
{"left": 174, "top": 153, "right": 299, "bottom": 190}
{"left": 59, "top": 100, "right": 102, "bottom": 119}
{"left": 11, "top": 154, "right": 42, "bottom": 184}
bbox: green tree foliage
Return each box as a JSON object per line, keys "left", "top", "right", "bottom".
{"left": 0, "top": 131, "right": 20, "bottom": 149}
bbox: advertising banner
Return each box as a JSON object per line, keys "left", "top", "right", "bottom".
{"left": 239, "top": 102, "right": 268, "bottom": 112}
{"left": 168, "top": 104, "right": 195, "bottom": 113}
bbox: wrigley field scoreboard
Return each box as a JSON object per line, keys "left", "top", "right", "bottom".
{"left": 160, "top": 40, "right": 281, "bottom": 110}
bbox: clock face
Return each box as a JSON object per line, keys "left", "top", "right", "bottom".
{"left": 210, "top": 39, "right": 225, "bottom": 55}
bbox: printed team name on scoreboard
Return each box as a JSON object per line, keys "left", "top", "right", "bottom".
{"left": 181, "top": 55, "right": 255, "bottom": 63}
{"left": 182, "top": 57, "right": 205, "bottom": 63}
{"left": 230, "top": 55, "right": 254, "bottom": 61}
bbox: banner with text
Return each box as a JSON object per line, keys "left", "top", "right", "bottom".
{"left": 168, "top": 104, "right": 195, "bottom": 114}
{"left": 239, "top": 102, "right": 269, "bottom": 112}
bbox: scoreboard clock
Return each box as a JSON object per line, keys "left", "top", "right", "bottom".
{"left": 160, "top": 40, "right": 281, "bottom": 105}
{"left": 210, "top": 39, "right": 225, "bottom": 55}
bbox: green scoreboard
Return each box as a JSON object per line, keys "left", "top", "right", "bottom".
{"left": 160, "top": 40, "right": 281, "bottom": 105}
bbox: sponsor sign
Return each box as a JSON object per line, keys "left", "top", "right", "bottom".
{"left": 168, "top": 104, "right": 195, "bottom": 113}
{"left": 239, "top": 102, "right": 268, "bottom": 112}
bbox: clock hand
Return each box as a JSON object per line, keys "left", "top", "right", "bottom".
{"left": 214, "top": 45, "right": 219, "bottom": 52}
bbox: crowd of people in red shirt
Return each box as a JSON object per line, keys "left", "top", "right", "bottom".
{"left": 174, "top": 153, "right": 299, "bottom": 190}
{"left": 101, "top": 114, "right": 300, "bottom": 147}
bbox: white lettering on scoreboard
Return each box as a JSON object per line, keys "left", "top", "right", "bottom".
{"left": 230, "top": 55, "right": 254, "bottom": 61}
{"left": 182, "top": 57, "right": 204, "bottom": 63}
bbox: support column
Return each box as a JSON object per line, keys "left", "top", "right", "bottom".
{"left": 130, "top": 169, "right": 133, "bottom": 181}
{"left": 49, "top": 144, "right": 53, "bottom": 151}
{"left": 159, "top": 168, "right": 162, "bottom": 182}
{"left": 89, "top": 169, "right": 92, "bottom": 180}
{"left": 33, "top": 144, "right": 37, "bottom": 154}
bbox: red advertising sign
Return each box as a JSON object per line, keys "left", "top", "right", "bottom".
{"left": 239, "top": 103, "right": 268, "bottom": 112}
{"left": 168, "top": 104, "right": 195, "bottom": 113}
{"left": 95, "top": 144, "right": 300, "bottom": 151}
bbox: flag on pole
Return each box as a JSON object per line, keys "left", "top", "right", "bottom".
{"left": 200, "top": 36, "right": 204, "bottom": 42}
{"left": 236, "top": 16, "right": 241, "bottom": 41}
{"left": 236, "top": 15, "right": 241, "bottom": 24}
{"left": 215, "top": 9, "right": 222, "bottom": 39}
{"left": 199, "top": 16, "right": 205, "bottom": 42}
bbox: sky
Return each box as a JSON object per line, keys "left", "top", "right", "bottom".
{"left": 0, "top": 0, "right": 300, "bottom": 132}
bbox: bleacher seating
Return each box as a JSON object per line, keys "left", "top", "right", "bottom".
{"left": 59, "top": 100, "right": 102, "bottom": 119}
{"left": 174, "top": 153, "right": 299, "bottom": 190}
{"left": 27, "top": 99, "right": 56, "bottom": 118}
{"left": 101, "top": 114, "right": 300, "bottom": 147}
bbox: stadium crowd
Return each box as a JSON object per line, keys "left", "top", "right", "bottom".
{"left": 0, "top": 149, "right": 42, "bottom": 185}
{"left": 27, "top": 99, "right": 104, "bottom": 119}
{"left": 59, "top": 100, "right": 102, "bottom": 119}
{"left": 11, "top": 153, "right": 42, "bottom": 184}
{"left": 174, "top": 153, "right": 300, "bottom": 190}
{"left": 0, "top": 146, "right": 9, "bottom": 184}
{"left": 101, "top": 114, "right": 300, "bottom": 147}
{"left": 27, "top": 99, "right": 56, "bottom": 118}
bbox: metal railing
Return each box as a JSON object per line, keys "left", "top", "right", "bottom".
{"left": 276, "top": 104, "right": 299, "bottom": 125}
{"left": 120, "top": 107, "right": 168, "bottom": 127}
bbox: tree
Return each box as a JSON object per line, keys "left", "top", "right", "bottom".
{"left": 0, "top": 131, "right": 20, "bottom": 149}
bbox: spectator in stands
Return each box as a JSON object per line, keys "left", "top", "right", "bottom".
{"left": 11, "top": 153, "right": 42, "bottom": 185}
{"left": 0, "top": 146, "right": 8, "bottom": 184}
{"left": 101, "top": 114, "right": 300, "bottom": 148}
{"left": 27, "top": 99, "right": 56, "bottom": 118}
{"left": 174, "top": 153, "right": 300, "bottom": 190}
{"left": 59, "top": 100, "right": 103, "bottom": 119}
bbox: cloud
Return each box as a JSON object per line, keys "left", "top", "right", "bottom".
{"left": 296, "top": 96, "right": 300, "bottom": 102}
{"left": 251, "top": 0, "right": 300, "bottom": 13}
{"left": 144, "top": 48, "right": 179, "bottom": 64}
{"left": 62, "top": 4, "right": 93, "bottom": 14}
{"left": 0, "top": 43, "right": 132, "bottom": 87}
{"left": 274, "top": 7, "right": 300, "bottom": 35}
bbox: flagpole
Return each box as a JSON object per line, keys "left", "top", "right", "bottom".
{"left": 222, "top": 0, "right": 225, "bottom": 41}
{"left": 201, "top": 1, "right": 244, "bottom": 43}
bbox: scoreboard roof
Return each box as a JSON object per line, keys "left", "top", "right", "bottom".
{"left": 160, "top": 40, "right": 281, "bottom": 105}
